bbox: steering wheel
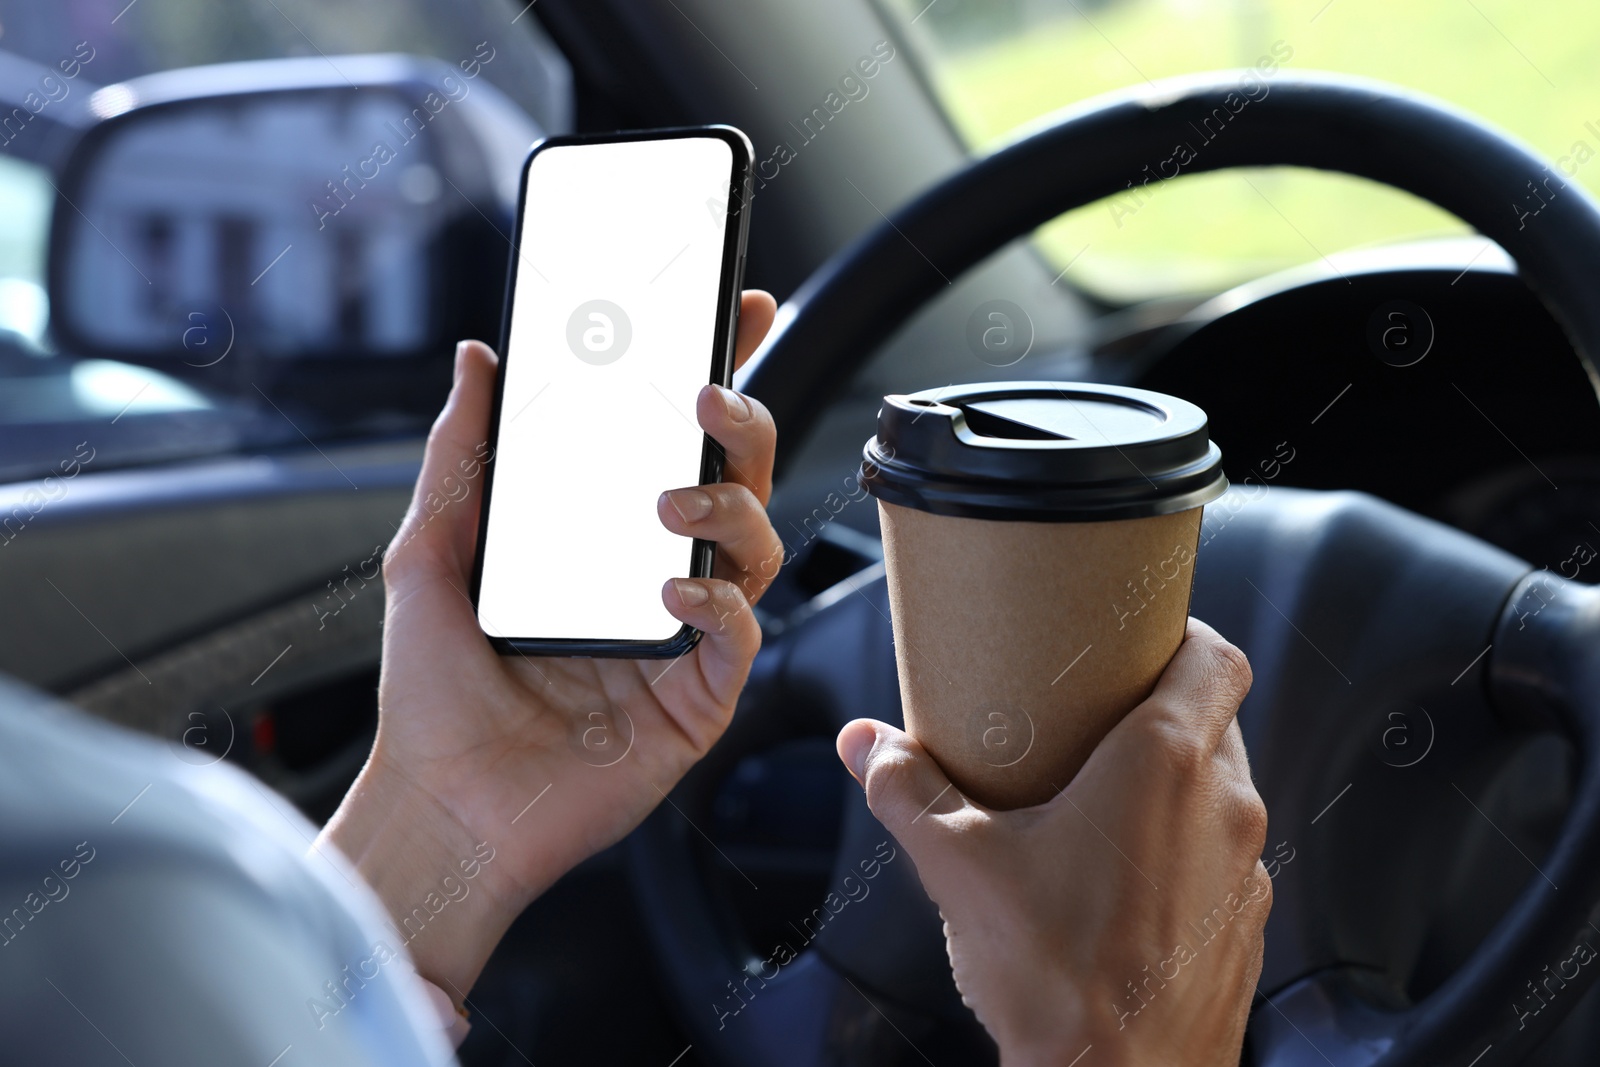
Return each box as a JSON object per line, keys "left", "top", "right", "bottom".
{"left": 629, "top": 72, "right": 1600, "bottom": 1066}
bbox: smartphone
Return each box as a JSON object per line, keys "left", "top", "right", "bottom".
{"left": 468, "top": 126, "right": 753, "bottom": 658}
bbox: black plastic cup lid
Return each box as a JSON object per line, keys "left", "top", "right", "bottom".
{"left": 860, "top": 381, "right": 1227, "bottom": 522}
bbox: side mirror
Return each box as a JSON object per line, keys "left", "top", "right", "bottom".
{"left": 47, "top": 53, "right": 540, "bottom": 417}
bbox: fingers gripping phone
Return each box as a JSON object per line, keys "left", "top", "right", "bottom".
{"left": 469, "top": 126, "right": 753, "bottom": 657}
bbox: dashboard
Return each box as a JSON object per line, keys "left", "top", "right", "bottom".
{"left": 1130, "top": 242, "right": 1600, "bottom": 579}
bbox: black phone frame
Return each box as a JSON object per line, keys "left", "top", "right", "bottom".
{"left": 468, "top": 124, "right": 753, "bottom": 659}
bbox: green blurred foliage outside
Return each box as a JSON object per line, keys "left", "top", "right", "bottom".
{"left": 886, "top": 0, "right": 1594, "bottom": 301}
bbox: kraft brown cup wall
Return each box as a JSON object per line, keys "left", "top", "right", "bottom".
{"left": 880, "top": 501, "right": 1203, "bottom": 810}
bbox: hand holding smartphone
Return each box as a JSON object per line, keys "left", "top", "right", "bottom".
{"left": 469, "top": 126, "right": 754, "bottom": 657}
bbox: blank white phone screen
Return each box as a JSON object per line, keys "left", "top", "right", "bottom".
{"left": 477, "top": 135, "right": 735, "bottom": 642}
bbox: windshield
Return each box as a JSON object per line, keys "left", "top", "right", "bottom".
{"left": 0, "top": 0, "right": 566, "bottom": 482}
{"left": 885, "top": 0, "right": 1592, "bottom": 301}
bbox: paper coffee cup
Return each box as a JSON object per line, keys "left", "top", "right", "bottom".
{"left": 861, "top": 382, "right": 1228, "bottom": 810}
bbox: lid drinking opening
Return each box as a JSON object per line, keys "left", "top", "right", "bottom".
{"left": 956, "top": 403, "right": 1072, "bottom": 442}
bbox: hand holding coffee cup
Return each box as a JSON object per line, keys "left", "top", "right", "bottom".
{"left": 860, "top": 382, "right": 1228, "bottom": 810}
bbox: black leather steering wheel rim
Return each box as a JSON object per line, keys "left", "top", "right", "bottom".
{"left": 636, "top": 72, "right": 1600, "bottom": 1067}
{"left": 740, "top": 71, "right": 1600, "bottom": 476}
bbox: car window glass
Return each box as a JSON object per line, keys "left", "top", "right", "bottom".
{"left": 0, "top": 154, "right": 50, "bottom": 345}
{"left": 0, "top": 1, "right": 568, "bottom": 133}
{"left": 0, "top": 0, "right": 570, "bottom": 481}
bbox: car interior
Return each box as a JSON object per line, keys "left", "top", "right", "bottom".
{"left": 2, "top": 1, "right": 1599, "bottom": 1064}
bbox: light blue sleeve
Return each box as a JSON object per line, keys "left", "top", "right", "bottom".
{"left": 0, "top": 676, "right": 455, "bottom": 1066}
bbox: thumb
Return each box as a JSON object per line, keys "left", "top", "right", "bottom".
{"left": 386, "top": 340, "right": 497, "bottom": 587}
{"left": 837, "top": 719, "right": 962, "bottom": 844}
